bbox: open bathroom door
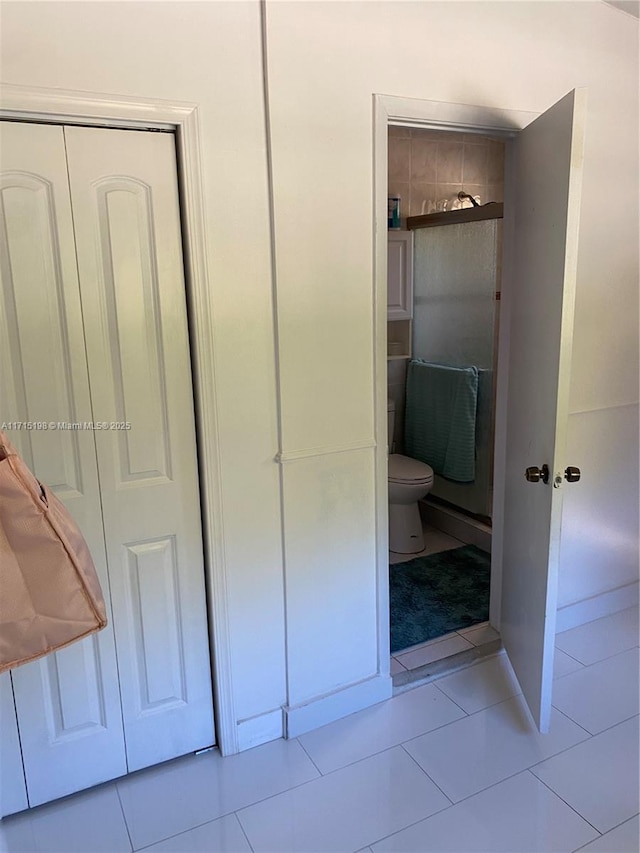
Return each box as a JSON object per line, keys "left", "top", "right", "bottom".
{"left": 497, "top": 89, "right": 586, "bottom": 732}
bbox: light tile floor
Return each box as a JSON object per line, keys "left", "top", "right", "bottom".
{"left": 2, "top": 607, "right": 637, "bottom": 853}
{"left": 388, "top": 525, "right": 464, "bottom": 567}
{"left": 391, "top": 622, "right": 501, "bottom": 675}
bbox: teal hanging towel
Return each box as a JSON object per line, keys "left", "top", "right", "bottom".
{"left": 404, "top": 360, "right": 479, "bottom": 483}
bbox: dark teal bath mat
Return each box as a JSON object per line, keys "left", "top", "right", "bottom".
{"left": 390, "top": 544, "right": 491, "bottom": 653}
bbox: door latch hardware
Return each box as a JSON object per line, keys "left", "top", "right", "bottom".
{"left": 564, "top": 466, "right": 581, "bottom": 483}
{"left": 525, "top": 464, "right": 550, "bottom": 484}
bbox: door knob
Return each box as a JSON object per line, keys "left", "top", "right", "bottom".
{"left": 525, "top": 464, "right": 549, "bottom": 484}
{"left": 564, "top": 466, "right": 581, "bottom": 483}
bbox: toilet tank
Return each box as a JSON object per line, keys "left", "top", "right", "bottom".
{"left": 387, "top": 399, "right": 395, "bottom": 449}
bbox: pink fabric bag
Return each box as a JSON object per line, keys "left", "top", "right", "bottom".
{"left": 0, "top": 430, "right": 107, "bottom": 673}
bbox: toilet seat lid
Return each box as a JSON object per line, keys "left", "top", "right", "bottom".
{"left": 388, "top": 454, "right": 434, "bottom": 484}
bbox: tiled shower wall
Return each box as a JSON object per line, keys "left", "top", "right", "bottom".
{"left": 387, "top": 127, "right": 505, "bottom": 445}
{"left": 388, "top": 128, "right": 505, "bottom": 228}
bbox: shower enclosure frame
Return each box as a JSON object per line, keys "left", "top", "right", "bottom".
{"left": 407, "top": 203, "right": 504, "bottom": 521}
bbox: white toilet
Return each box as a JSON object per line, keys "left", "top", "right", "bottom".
{"left": 388, "top": 399, "right": 434, "bottom": 554}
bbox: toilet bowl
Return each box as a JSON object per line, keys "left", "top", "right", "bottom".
{"left": 388, "top": 400, "right": 434, "bottom": 554}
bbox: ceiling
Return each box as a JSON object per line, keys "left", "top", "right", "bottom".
{"left": 602, "top": 1, "right": 640, "bottom": 18}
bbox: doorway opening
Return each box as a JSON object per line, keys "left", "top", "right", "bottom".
{"left": 386, "top": 125, "right": 506, "bottom": 685}
{"left": 376, "top": 89, "right": 585, "bottom": 730}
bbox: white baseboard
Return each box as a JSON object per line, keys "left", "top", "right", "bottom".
{"left": 284, "top": 674, "right": 393, "bottom": 739}
{"left": 237, "top": 708, "right": 284, "bottom": 752}
{"left": 556, "top": 581, "right": 639, "bottom": 633}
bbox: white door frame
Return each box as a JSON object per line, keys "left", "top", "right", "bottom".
{"left": 0, "top": 83, "right": 238, "bottom": 755}
{"left": 373, "top": 94, "right": 539, "bottom": 665}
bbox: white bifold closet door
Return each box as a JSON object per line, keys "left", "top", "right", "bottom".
{"left": 1, "top": 122, "right": 128, "bottom": 806}
{"left": 63, "top": 126, "right": 214, "bottom": 773}
{"left": 0, "top": 121, "right": 214, "bottom": 809}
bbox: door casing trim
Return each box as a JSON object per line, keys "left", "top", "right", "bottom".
{"left": 0, "top": 82, "right": 238, "bottom": 755}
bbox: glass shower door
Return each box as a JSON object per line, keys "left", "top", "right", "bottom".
{"left": 412, "top": 218, "right": 501, "bottom": 517}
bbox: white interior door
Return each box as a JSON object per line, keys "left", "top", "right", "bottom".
{"left": 64, "top": 126, "right": 215, "bottom": 770}
{"left": 0, "top": 121, "right": 127, "bottom": 807}
{"left": 499, "top": 89, "right": 587, "bottom": 731}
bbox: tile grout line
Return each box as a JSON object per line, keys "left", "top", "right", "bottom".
{"left": 295, "top": 737, "right": 324, "bottom": 777}
{"left": 554, "top": 646, "right": 588, "bottom": 667}
{"left": 290, "top": 692, "right": 481, "bottom": 777}
{"left": 360, "top": 741, "right": 461, "bottom": 853}
{"left": 290, "top": 687, "right": 509, "bottom": 780}
{"left": 428, "top": 680, "right": 471, "bottom": 717}
{"left": 128, "top": 669, "right": 593, "bottom": 851}
{"left": 229, "top": 742, "right": 440, "bottom": 822}
{"left": 131, "top": 810, "right": 256, "bottom": 852}
{"left": 400, "top": 742, "right": 454, "bottom": 806}
{"left": 592, "top": 710, "right": 640, "bottom": 738}
{"left": 365, "top": 798, "right": 455, "bottom": 853}
{"left": 132, "top": 816, "right": 233, "bottom": 852}
{"left": 395, "top": 631, "right": 463, "bottom": 657}
{"left": 541, "top": 710, "right": 640, "bottom": 748}
{"left": 396, "top": 645, "right": 477, "bottom": 671}
{"left": 21, "top": 633, "right": 637, "bottom": 850}
{"left": 553, "top": 664, "right": 587, "bottom": 681}
{"left": 233, "top": 810, "right": 256, "bottom": 853}
{"left": 434, "top": 685, "right": 524, "bottom": 718}
{"left": 396, "top": 616, "right": 492, "bottom": 652}
{"left": 553, "top": 642, "right": 640, "bottom": 671}
{"left": 525, "top": 729, "right": 602, "bottom": 777}
{"left": 571, "top": 814, "right": 640, "bottom": 852}
{"left": 397, "top": 695, "right": 520, "bottom": 754}
{"left": 114, "top": 783, "right": 135, "bottom": 853}
{"left": 397, "top": 629, "right": 485, "bottom": 656}
{"left": 549, "top": 703, "right": 597, "bottom": 738}
{"left": 227, "top": 743, "right": 443, "bottom": 830}
{"left": 366, "top": 762, "right": 604, "bottom": 853}
{"left": 526, "top": 715, "right": 640, "bottom": 798}
{"left": 278, "top": 740, "right": 442, "bottom": 784}
{"left": 529, "top": 770, "right": 603, "bottom": 839}
{"left": 424, "top": 758, "right": 609, "bottom": 817}
{"left": 555, "top": 609, "right": 639, "bottom": 657}
{"left": 393, "top": 646, "right": 506, "bottom": 692}
{"left": 394, "top": 700, "right": 608, "bottom": 809}
{"left": 553, "top": 638, "right": 639, "bottom": 682}
{"left": 121, "top": 752, "right": 326, "bottom": 850}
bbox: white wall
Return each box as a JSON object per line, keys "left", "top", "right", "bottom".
{"left": 263, "top": 0, "right": 639, "bottom": 705}
{"left": 1, "top": 0, "right": 638, "bottom": 749}
{"left": 0, "top": 0, "right": 287, "bottom": 744}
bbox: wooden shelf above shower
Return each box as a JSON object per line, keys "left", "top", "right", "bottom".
{"left": 407, "top": 203, "right": 504, "bottom": 230}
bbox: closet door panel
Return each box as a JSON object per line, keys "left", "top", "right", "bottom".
{"left": 0, "top": 121, "right": 127, "bottom": 806}
{"left": 0, "top": 673, "right": 27, "bottom": 817}
{"left": 64, "top": 126, "right": 214, "bottom": 771}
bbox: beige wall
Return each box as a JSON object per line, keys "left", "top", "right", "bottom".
{"left": 386, "top": 128, "right": 505, "bottom": 454}
{"left": 389, "top": 128, "right": 505, "bottom": 226}
{"left": 1, "top": 0, "right": 638, "bottom": 748}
